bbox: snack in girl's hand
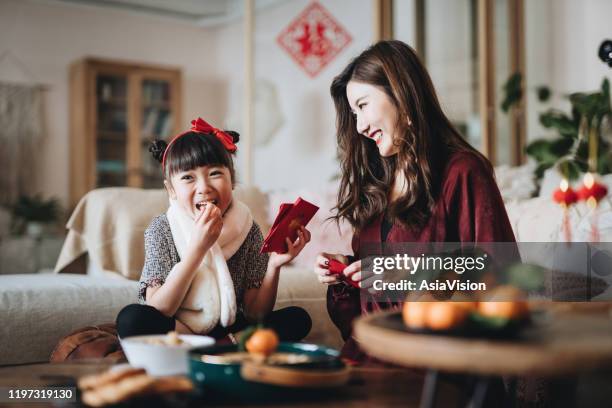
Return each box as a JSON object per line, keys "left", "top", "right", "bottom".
{"left": 328, "top": 259, "right": 360, "bottom": 289}
{"left": 261, "top": 197, "right": 318, "bottom": 254}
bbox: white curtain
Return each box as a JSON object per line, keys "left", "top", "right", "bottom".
{"left": 0, "top": 82, "right": 45, "bottom": 205}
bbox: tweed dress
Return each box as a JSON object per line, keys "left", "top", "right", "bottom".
{"left": 138, "top": 214, "right": 269, "bottom": 313}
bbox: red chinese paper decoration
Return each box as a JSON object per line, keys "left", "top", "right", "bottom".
{"left": 553, "top": 179, "right": 577, "bottom": 242}
{"left": 577, "top": 173, "right": 608, "bottom": 206}
{"left": 277, "top": 1, "right": 352, "bottom": 78}
{"left": 577, "top": 172, "right": 608, "bottom": 242}
{"left": 552, "top": 182, "right": 578, "bottom": 207}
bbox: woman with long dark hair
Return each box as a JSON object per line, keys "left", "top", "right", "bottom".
{"left": 314, "top": 40, "right": 516, "bottom": 362}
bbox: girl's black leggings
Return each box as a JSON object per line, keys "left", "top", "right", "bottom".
{"left": 116, "top": 304, "right": 312, "bottom": 342}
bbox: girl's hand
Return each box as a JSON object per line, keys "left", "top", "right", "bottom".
{"left": 189, "top": 202, "right": 223, "bottom": 256}
{"left": 313, "top": 253, "right": 349, "bottom": 285}
{"left": 269, "top": 226, "right": 311, "bottom": 269}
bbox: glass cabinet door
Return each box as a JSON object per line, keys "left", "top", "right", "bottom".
{"left": 69, "top": 58, "right": 182, "bottom": 206}
{"left": 140, "top": 79, "right": 173, "bottom": 188}
{"left": 95, "top": 74, "right": 128, "bottom": 187}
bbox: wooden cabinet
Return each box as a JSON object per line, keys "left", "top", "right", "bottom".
{"left": 69, "top": 58, "right": 182, "bottom": 206}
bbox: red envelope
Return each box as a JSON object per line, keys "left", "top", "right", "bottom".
{"left": 328, "top": 259, "right": 360, "bottom": 289}
{"left": 261, "top": 197, "right": 319, "bottom": 254}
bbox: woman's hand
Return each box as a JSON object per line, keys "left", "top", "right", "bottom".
{"left": 343, "top": 258, "right": 380, "bottom": 290}
{"left": 188, "top": 202, "right": 223, "bottom": 257}
{"left": 313, "top": 253, "right": 349, "bottom": 285}
{"left": 269, "top": 226, "right": 311, "bottom": 269}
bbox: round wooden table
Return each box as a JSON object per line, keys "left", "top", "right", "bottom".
{"left": 354, "top": 309, "right": 612, "bottom": 408}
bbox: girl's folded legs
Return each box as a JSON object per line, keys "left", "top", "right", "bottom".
{"left": 116, "top": 303, "right": 311, "bottom": 342}
{"left": 206, "top": 306, "right": 312, "bottom": 342}
{"left": 116, "top": 303, "right": 175, "bottom": 339}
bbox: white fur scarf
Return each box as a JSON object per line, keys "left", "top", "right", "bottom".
{"left": 166, "top": 199, "right": 253, "bottom": 334}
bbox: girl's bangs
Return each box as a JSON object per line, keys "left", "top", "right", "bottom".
{"left": 166, "top": 133, "right": 230, "bottom": 176}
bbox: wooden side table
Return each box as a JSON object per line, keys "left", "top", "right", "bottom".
{"left": 354, "top": 310, "right": 612, "bottom": 408}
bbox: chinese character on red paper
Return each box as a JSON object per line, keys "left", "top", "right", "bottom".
{"left": 277, "top": 1, "right": 352, "bottom": 78}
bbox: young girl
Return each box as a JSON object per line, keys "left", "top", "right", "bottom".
{"left": 117, "top": 118, "right": 312, "bottom": 342}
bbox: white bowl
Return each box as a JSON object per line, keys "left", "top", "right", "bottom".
{"left": 120, "top": 334, "right": 214, "bottom": 376}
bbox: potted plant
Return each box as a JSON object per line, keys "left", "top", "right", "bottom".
{"left": 501, "top": 74, "right": 612, "bottom": 184}
{"left": 527, "top": 78, "right": 612, "bottom": 181}
{"left": 10, "top": 195, "right": 61, "bottom": 238}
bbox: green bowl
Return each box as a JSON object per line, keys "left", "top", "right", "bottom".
{"left": 188, "top": 342, "right": 345, "bottom": 402}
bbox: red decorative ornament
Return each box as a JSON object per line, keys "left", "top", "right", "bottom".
{"left": 553, "top": 179, "right": 577, "bottom": 242}
{"left": 577, "top": 173, "right": 608, "bottom": 205}
{"left": 277, "top": 1, "right": 352, "bottom": 78}
{"left": 552, "top": 184, "right": 578, "bottom": 207}
{"left": 577, "top": 173, "right": 608, "bottom": 242}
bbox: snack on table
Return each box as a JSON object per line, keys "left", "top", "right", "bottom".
{"left": 138, "top": 331, "right": 185, "bottom": 346}
{"left": 78, "top": 367, "right": 193, "bottom": 407}
{"left": 78, "top": 367, "right": 146, "bottom": 390}
{"left": 82, "top": 373, "right": 155, "bottom": 407}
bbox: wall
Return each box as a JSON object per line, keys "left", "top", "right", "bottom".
{"left": 0, "top": 0, "right": 223, "bottom": 207}
{"left": 215, "top": 0, "right": 374, "bottom": 191}
{"left": 0, "top": 0, "right": 373, "bottom": 204}
{"left": 526, "top": 0, "right": 612, "bottom": 142}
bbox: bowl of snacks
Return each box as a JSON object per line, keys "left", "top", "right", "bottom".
{"left": 188, "top": 328, "right": 349, "bottom": 402}
{"left": 121, "top": 331, "right": 214, "bottom": 376}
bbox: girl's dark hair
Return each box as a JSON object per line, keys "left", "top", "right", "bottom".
{"left": 149, "top": 130, "right": 240, "bottom": 185}
{"left": 330, "top": 40, "right": 491, "bottom": 233}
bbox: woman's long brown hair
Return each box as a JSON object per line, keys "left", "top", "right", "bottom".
{"left": 330, "top": 40, "right": 490, "bottom": 233}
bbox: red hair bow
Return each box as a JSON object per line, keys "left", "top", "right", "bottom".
{"left": 162, "top": 118, "right": 237, "bottom": 172}
{"left": 190, "top": 118, "right": 237, "bottom": 153}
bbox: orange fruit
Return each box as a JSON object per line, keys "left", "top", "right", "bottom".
{"left": 427, "top": 302, "right": 469, "bottom": 331}
{"left": 449, "top": 292, "right": 478, "bottom": 312}
{"left": 402, "top": 301, "right": 429, "bottom": 329}
{"left": 245, "top": 329, "right": 279, "bottom": 357}
{"left": 403, "top": 293, "right": 472, "bottom": 331}
{"left": 478, "top": 285, "right": 528, "bottom": 320}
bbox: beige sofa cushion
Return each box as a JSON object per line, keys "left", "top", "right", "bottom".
{"left": 275, "top": 266, "right": 342, "bottom": 349}
{"left": 0, "top": 274, "right": 137, "bottom": 366}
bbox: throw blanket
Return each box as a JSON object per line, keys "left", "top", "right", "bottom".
{"left": 167, "top": 199, "right": 253, "bottom": 334}
{"left": 54, "top": 188, "right": 169, "bottom": 279}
